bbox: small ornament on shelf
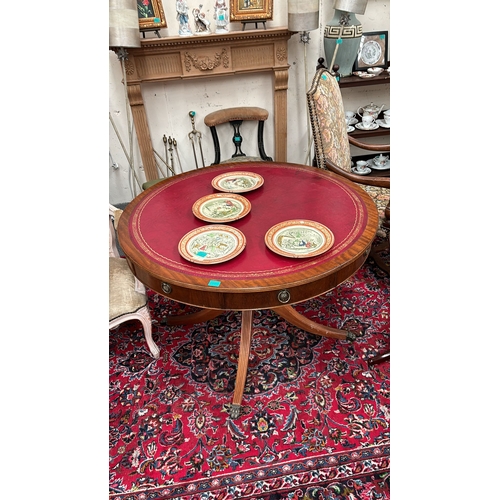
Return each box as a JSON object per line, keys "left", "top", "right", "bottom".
{"left": 213, "top": 0, "right": 229, "bottom": 34}
{"left": 176, "top": 0, "right": 193, "bottom": 36}
{"left": 193, "top": 4, "right": 211, "bottom": 34}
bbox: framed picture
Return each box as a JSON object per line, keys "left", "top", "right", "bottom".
{"left": 353, "top": 31, "right": 389, "bottom": 71}
{"left": 230, "top": 0, "right": 273, "bottom": 23}
{"left": 137, "top": 0, "right": 167, "bottom": 31}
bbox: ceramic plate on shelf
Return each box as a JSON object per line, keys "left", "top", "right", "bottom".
{"left": 212, "top": 171, "right": 264, "bottom": 193}
{"left": 265, "top": 220, "right": 334, "bottom": 258}
{"left": 367, "top": 159, "right": 390, "bottom": 171}
{"left": 360, "top": 40, "right": 383, "bottom": 66}
{"left": 178, "top": 225, "right": 246, "bottom": 264}
{"left": 347, "top": 117, "right": 359, "bottom": 125}
{"left": 358, "top": 73, "right": 377, "bottom": 79}
{"left": 376, "top": 119, "right": 390, "bottom": 128}
{"left": 346, "top": 125, "right": 355, "bottom": 133}
{"left": 192, "top": 193, "right": 251, "bottom": 223}
{"left": 355, "top": 122, "right": 380, "bottom": 131}
{"left": 351, "top": 167, "right": 372, "bottom": 176}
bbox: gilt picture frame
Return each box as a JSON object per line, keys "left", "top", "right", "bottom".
{"left": 230, "top": 0, "right": 273, "bottom": 23}
{"left": 137, "top": 0, "right": 167, "bottom": 31}
{"left": 353, "top": 31, "right": 389, "bottom": 71}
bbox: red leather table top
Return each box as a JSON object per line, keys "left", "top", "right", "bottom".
{"left": 127, "top": 162, "right": 369, "bottom": 281}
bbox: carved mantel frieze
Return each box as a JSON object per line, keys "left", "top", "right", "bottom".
{"left": 184, "top": 47, "right": 230, "bottom": 72}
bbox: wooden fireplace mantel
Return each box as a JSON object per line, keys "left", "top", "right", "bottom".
{"left": 116, "top": 27, "right": 294, "bottom": 181}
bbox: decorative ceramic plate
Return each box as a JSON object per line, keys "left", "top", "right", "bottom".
{"left": 347, "top": 125, "right": 355, "bottom": 133}
{"left": 178, "top": 225, "right": 246, "bottom": 264}
{"left": 265, "top": 220, "right": 334, "bottom": 258}
{"left": 360, "top": 40, "right": 382, "bottom": 66}
{"left": 347, "top": 117, "right": 359, "bottom": 125}
{"left": 192, "top": 193, "right": 251, "bottom": 223}
{"left": 212, "top": 171, "right": 264, "bottom": 193}
{"left": 358, "top": 73, "right": 377, "bottom": 79}
{"left": 367, "top": 159, "right": 390, "bottom": 171}
{"left": 355, "top": 122, "right": 380, "bottom": 131}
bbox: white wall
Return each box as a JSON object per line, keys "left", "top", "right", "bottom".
{"left": 109, "top": 0, "right": 390, "bottom": 204}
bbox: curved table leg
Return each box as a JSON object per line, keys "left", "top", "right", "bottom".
{"left": 271, "top": 305, "right": 357, "bottom": 341}
{"left": 161, "top": 308, "right": 224, "bottom": 326}
{"left": 229, "top": 310, "right": 253, "bottom": 419}
{"left": 370, "top": 238, "right": 390, "bottom": 275}
{"left": 368, "top": 351, "right": 390, "bottom": 365}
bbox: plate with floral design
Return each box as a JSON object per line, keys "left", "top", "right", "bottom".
{"left": 192, "top": 193, "right": 251, "bottom": 223}
{"left": 211, "top": 171, "right": 264, "bottom": 193}
{"left": 265, "top": 220, "right": 334, "bottom": 258}
{"left": 179, "top": 225, "right": 246, "bottom": 264}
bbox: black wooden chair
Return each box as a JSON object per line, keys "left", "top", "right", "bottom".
{"left": 203, "top": 106, "right": 273, "bottom": 165}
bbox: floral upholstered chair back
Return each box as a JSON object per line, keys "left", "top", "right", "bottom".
{"left": 307, "top": 68, "right": 352, "bottom": 172}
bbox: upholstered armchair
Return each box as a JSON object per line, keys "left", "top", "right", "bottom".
{"left": 109, "top": 204, "right": 160, "bottom": 359}
{"left": 306, "top": 67, "right": 390, "bottom": 273}
{"left": 306, "top": 67, "right": 389, "bottom": 222}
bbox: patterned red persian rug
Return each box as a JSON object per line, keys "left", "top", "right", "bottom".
{"left": 109, "top": 256, "right": 390, "bottom": 499}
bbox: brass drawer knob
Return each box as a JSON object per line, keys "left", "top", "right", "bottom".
{"left": 277, "top": 289, "right": 291, "bottom": 304}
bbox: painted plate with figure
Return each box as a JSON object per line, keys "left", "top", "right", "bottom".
{"left": 179, "top": 225, "right": 246, "bottom": 264}
{"left": 265, "top": 220, "right": 334, "bottom": 258}
{"left": 192, "top": 193, "right": 251, "bottom": 223}
{"left": 212, "top": 171, "right": 264, "bottom": 193}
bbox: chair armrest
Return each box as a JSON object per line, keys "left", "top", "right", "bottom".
{"left": 348, "top": 136, "right": 390, "bottom": 152}
{"left": 324, "top": 158, "right": 390, "bottom": 189}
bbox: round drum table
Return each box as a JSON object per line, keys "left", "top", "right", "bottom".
{"left": 117, "top": 161, "right": 378, "bottom": 417}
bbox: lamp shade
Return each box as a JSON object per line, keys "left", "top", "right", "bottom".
{"left": 109, "top": 0, "right": 141, "bottom": 48}
{"left": 333, "top": 0, "right": 368, "bottom": 15}
{"left": 288, "top": 0, "right": 320, "bottom": 32}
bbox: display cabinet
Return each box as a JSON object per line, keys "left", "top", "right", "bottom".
{"left": 339, "top": 71, "right": 390, "bottom": 140}
{"left": 338, "top": 68, "right": 390, "bottom": 160}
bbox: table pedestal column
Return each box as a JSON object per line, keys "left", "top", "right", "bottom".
{"left": 229, "top": 310, "right": 254, "bottom": 419}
